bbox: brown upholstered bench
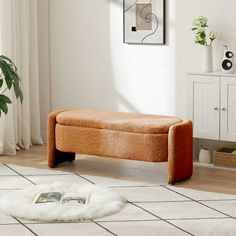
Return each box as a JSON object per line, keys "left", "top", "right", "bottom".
{"left": 48, "top": 110, "right": 193, "bottom": 184}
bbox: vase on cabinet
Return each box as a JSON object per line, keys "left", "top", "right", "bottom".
{"left": 202, "top": 45, "right": 213, "bottom": 73}
{"left": 199, "top": 148, "right": 212, "bottom": 164}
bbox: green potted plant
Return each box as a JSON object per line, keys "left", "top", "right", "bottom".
{"left": 0, "top": 55, "right": 23, "bottom": 117}
{"left": 192, "top": 16, "right": 217, "bottom": 73}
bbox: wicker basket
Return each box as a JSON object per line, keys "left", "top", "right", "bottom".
{"left": 213, "top": 148, "right": 236, "bottom": 168}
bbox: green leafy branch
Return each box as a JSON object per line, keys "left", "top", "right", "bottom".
{"left": 0, "top": 55, "right": 23, "bottom": 117}
{"left": 192, "top": 16, "right": 217, "bottom": 46}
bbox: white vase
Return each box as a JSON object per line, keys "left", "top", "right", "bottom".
{"left": 202, "top": 45, "right": 213, "bottom": 73}
{"left": 199, "top": 148, "right": 212, "bottom": 164}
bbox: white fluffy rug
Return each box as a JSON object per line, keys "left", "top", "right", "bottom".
{"left": 0, "top": 182, "right": 127, "bottom": 222}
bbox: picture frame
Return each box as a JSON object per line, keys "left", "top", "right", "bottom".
{"left": 123, "top": 0, "right": 166, "bottom": 45}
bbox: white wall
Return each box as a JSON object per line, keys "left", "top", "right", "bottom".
{"left": 49, "top": 0, "right": 177, "bottom": 116}
{"left": 38, "top": 0, "right": 236, "bottom": 137}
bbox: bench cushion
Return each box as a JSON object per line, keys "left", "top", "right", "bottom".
{"left": 56, "top": 110, "right": 182, "bottom": 134}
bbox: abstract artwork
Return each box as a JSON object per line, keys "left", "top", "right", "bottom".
{"left": 123, "top": 0, "right": 165, "bottom": 44}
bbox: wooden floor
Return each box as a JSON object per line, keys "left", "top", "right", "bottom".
{"left": 0, "top": 145, "right": 236, "bottom": 195}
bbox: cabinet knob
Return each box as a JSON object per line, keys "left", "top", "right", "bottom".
{"left": 222, "top": 107, "right": 227, "bottom": 111}
{"left": 214, "top": 107, "right": 218, "bottom": 111}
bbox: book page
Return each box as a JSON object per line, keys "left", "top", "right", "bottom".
{"left": 33, "top": 192, "right": 63, "bottom": 204}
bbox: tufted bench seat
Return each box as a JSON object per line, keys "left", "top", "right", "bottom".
{"left": 48, "top": 110, "right": 193, "bottom": 184}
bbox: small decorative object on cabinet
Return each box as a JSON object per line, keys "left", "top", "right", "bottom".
{"left": 221, "top": 45, "right": 235, "bottom": 74}
{"left": 202, "top": 45, "right": 213, "bottom": 73}
{"left": 199, "top": 148, "right": 212, "bottom": 164}
{"left": 188, "top": 72, "right": 236, "bottom": 142}
{"left": 191, "top": 16, "right": 217, "bottom": 73}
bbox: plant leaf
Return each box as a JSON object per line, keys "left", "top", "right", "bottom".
{"left": 0, "top": 56, "right": 23, "bottom": 105}
{"left": 191, "top": 27, "right": 198, "bottom": 31}
{"left": 11, "top": 70, "right": 20, "bottom": 83}
{"left": 0, "top": 55, "right": 17, "bottom": 71}
{"left": 0, "top": 58, "right": 21, "bottom": 89}
{"left": 0, "top": 94, "right": 11, "bottom": 104}
{"left": 0, "top": 59, "right": 13, "bottom": 89}
{"left": 13, "top": 82, "right": 23, "bottom": 103}
{"left": 0, "top": 100, "right": 8, "bottom": 114}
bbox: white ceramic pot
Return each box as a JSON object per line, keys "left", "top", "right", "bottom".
{"left": 202, "top": 45, "right": 213, "bottom": 73}
{"left": 199, "top": 148, "right": 212, "bottom": 164}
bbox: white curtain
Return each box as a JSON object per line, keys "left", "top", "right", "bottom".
{"left": 0, "top": 0, "right": 43, "bottom": 155}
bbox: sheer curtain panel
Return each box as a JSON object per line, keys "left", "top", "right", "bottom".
{"left": 0, "top": 0, "right": 43, "bottom": 155}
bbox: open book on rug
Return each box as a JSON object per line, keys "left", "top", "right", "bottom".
{"left": 33, "top": 191, "right": 89, "bottom": 206}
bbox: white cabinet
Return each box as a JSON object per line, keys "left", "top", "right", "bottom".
{"left": 188, "top": 72, "right": 236, "bottom": 142}
{"left": 221, "top": 77, "right": 236, "bottom": 141}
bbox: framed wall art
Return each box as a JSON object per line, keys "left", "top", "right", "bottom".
{"left": 123, "top": 0, "right": 165, "bottom": 45}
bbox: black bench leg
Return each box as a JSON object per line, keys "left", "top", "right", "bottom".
{"left": 55, "top": 150, "right": 76, "bottom": 165}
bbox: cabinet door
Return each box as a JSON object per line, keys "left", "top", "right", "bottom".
{"left": 188, "top": 75, "right": 220, "bottom": 140}
{"left": 220, "top": 77, "right": 236, "bottom": 141}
